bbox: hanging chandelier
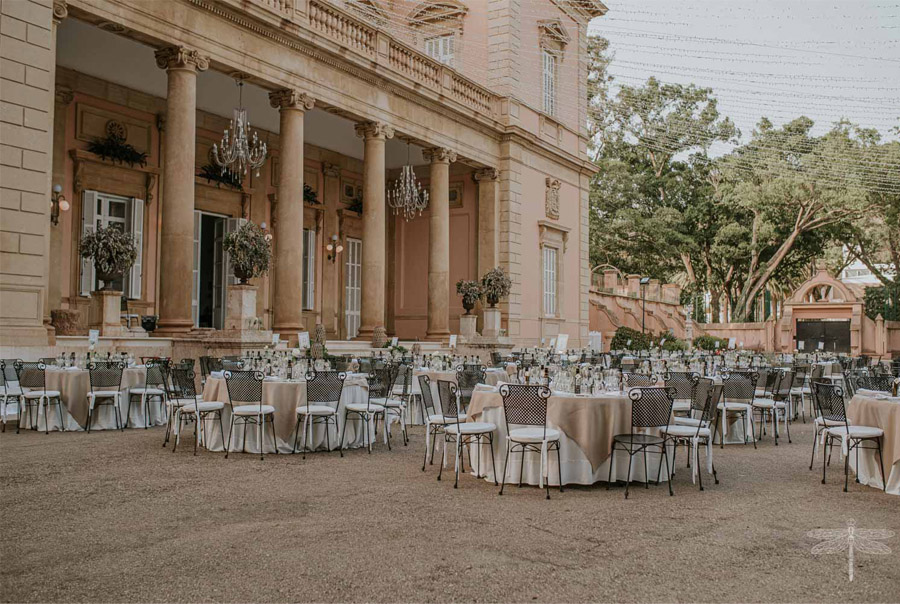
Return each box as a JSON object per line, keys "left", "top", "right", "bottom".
{"left": 387, "top": 141, "right": 428, "bottom": 221}
{"left": 211, "top": 76, "right": 267, "bottom": 177}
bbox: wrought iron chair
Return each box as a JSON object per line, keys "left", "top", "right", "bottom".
{"left": 419, "top": 374, "right": 461, "bottom": 471}
{"left": 126, "top": 359, "right": 167, "bottom": 429}
{"left": 498, "top": 384, "right": 562, "bottom": 499}
{"left": 340, "top": 372, "right": 387, "bottom": 454}
{"left": 436, "top": 379, "right": 497, "bottom": 489}
{"left": 623, "top": 372, "right": 657, "bottom": 388}
{"left": 608, "top": 386, "right": 675, "bottom": 499}
{"left": 456, "top": 364, "right": 485, "bottom": 410}
{"left": 716, "top": 370, "right": 759, "bottom": 449}
{"left": 751, "top": 370, "right": 791, "bottom": 445}
{"left": 86, "top": 361, "right": 125, "bottom": 432}
{"left": 223, "top": 370, "right": 276, "bottom": 460}
{"left": 663, "top": 371, "right": 698, "bottom": 416}
{"left": 855, "top": 375, "right": 893, "bottom": 393}
{"left": 813, "top": 382, "right": 886, "bottom": 492}
{"left": 0, "top": 360, "right": 23, "bottom": 433}
{"left": 163, "top": 363, "right": 200, "bottom": 447}
{"left": 662, "top": 378, "right": 722, "bottom": 490}
{"left": 293, "top": 370, "right": 345, "bottom": 457}
{"left": 169, "top": 367, "right": 225, "bottom": 455}
{"left": 199, "top": 356, "right": 223, "bottom": 385}
{"left": 221, "top": 359, "right": 244, "bottom": 371}
{"left": 383, "top": 363, "right": 411, "bottom": 446}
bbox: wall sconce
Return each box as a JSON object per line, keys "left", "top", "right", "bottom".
{"left": 260, "top": 221, "right": 273, "bottom": 242}
{"left": 326, "top": 234, "right": 343, "bottom": 262}
{"left": 50, "top": 184, "right": 69, "bottom": 226}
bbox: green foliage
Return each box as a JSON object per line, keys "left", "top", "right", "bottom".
{"left": 79, "top": 225, "right": 137, "bottom": 279}
{"left": 87, "top": 133, "right": 147, "bottom": 167}
{"left": 863, "top": 284, "right": 900, "bottom": 321}
{"left": 304, "top": 184, "right": 320, "bottom": 205}
{"left": 223, "top": 222, "right": 271, "bottom": 283}
{"left": 455, "top": 279, "right": 482, "bottom": 310}
{"left": 199, "top": 163, "right": 243, "bottom": 190}
{"left": 347, "top": 195, "right": 363, "bottom": 215}
{"left": 658, "top": 336, "right": 688, "bottom": 352}
{"left": 481, "top": 267, "right": 511, "bottom": 307}
{"left": 692, "top": 334, "right": 721, "bottom": 351}
{"left": 609, "top": 327, "right": 650, "bottom": 350}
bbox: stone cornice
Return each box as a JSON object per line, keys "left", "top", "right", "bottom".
{"left": 154, "top": 46, "right": 210, "bottom": 72}
{"left": 355, "top": 121, "right": 394, "bottom": 141}
{"left": 422, "top": 147, "right": 457, "bottom": 164}
{"left": 268, "top": 88, "right": 315, "bottom": 111}
{"left": 55, "top": 86, "right": 74, "bottom": 106}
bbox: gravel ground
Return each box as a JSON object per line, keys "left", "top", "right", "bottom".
{"left": 1, "top": 418, "right": 898, "bottom": 603}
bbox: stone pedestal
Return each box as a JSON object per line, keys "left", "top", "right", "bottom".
{"left": 483, "top": 307, "right": 502, "bottom": 339}
{"left": 460, "top": 314, "right": 478, "bottom": 339}
{"left": 225, "top": 285, "right": 258, "bottom": 332}
{"left": 89, "top": 290, "right": 126, "bottom": 337}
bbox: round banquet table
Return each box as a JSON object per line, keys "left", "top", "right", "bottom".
{"left": 847, "top": 390, "right": 900, "bottom": 495}
{"left": 18, "top": 366, "right": 158, "bottom": 432}
{"left": 199, "top": 373, "right": 376, "bottom": 454}
{"left": 462, "top": 386, "right": 684, "bottom": 487}
{"left": 406, "top": 367, "right": 508, "bottom": 425}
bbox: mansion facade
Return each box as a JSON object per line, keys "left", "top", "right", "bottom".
{"left": 0, "top": 0, "right": 603, "bottom": 349}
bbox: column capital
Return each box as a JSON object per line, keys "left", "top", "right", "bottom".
{"left": 54, "top": 86, "right": 74, "bottom": 106}
{"left": 473, "top": 167, "right": 500, "bottom": 182}
{"left": 269, "top": 89, "right": 315, "bottom": 111}
{"left": 322, "top": 162, "right": 341, "bottom": 178}
{"left": 52, "top": 0, "right": 68, "bottom": 24}
{"left": 355, "top": 121, "right": 394, "bottom": 141}
{"left": 423, "top": 147, "right": 457, "bottom": 164}
{"left": 154, "top": 46, "right": 210, "bottom": 72}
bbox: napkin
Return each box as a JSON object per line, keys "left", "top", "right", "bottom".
{"left": 210, "top": 371, "right": 224, "bottom": 378}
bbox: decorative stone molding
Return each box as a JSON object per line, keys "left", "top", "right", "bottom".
{"left": 52, "top": 0, "right": 68, "bottom": 23}
{"left": 54, "top": 86, "right": 74, "bottom": 106}
{"left": 409, "top": 0, "right": 468, "bottom": 29}
{"left": 354, "top": 121, "right": 394, "bottom": 140}
{"left": 545, "top": 177, "right": 561, "bottom": 219}
{"left": 473, "top": 167, "right": 499, "bottom": 182}
{"left": 154, "top": 46, "right": 210, "bottom": 72}
{"left": 322, "top": 162, "right": 340, "bottom": 178}
{"left": 538, "top": 220, "right": 570, "bottom": 253}
{"left": 268, "top": 89, "right": 315, "bottom": 111}
{"left": 538, "top": 19, "right": 570, "bottom": 52}
{"left": 145, "top": 173, "right": 157, "bottom": 205}
{"left": 422, "top": 147, "right": 457, "bottom": 164}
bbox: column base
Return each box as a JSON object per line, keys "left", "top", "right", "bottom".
{"left": 154, "top": 318, "right": 195, "bottom": 336}
{"left": 425, "top": 330, "right": 451, "bottom": 342}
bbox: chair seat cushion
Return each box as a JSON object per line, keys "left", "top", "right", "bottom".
{"left": 444, "top": 422, "right": 497, "bottom": 435}
{"left": 382, "top": 398, "right": 405, "bottom": 408}
{"left": 826, "top": 425, "right": 884, "bottom": 439}
{"left": 672, "top": 400, "right": 691, "bottom": 412}
{"left": 662, "top": 424, "right": 711, "bottom": 438}
{"left": 508, "top": 427, "right": 561, "bottom": 443}
{"left": 674, "top": 416, "right": 709, "bottom": 428}
{"left": 2, "top": 386, "right": 23, "bottom": 396}
{"left": 345, "top": 402, "right": 385, "bottom": 413}
{"left": 612, "top": 433, "right": 665, "bottom": 446}
{"left": 181, "top": 401, "right": 225, "bottom": 413}
{"left": 751, "top": 398, "right": 785, "bottom": 409}
{"left": 790, "top": 386, "right": 811, "bottom": 396}
{"left": 24, "top": 390, "right": 61, "bottom": 399}
{"left": 131, "top": 387, "right": 165, "bottom": 396}
{"left": 814, "top": 416, "right": 844, "bottom": 427}
{"left": 297, "top": 404, "right": 336, "bottom": 416}
{"left": 718, "top": 402, "right": 751, "bottom": 412}
{"left": 1, "top": 402, "right": 21, "bottom": 417}
{"left": 232, "top": 404, "right": 275, "bottom": 416}
{"left": 168, "top": 397, "right": 201, "bottom": 407}
{"left": 428, "top": 413, "right": 467, "bottom": 425}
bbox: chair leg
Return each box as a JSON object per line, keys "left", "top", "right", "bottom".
{"left": 338, "top": 410, "right": 348, "bottom": 457}
{"left": 607, "top": 447, "right": 615, "bottom": 489}
{"left": 844, "top": 441, "right": 851, "bottom": 492}
{"left": 422, "top": 423, "right": 430, "bottom": 471}
{"left": 498, "top": 441, "right": 510, "bottom": 495}
{"left": 225, "top": 415, "right": 235, "bottom": 459}
{"left": 643, "top": 448, "right": 649, "bottom": 489}
{"left": 489, "top": 435, "right": 498, "bottom": 486}
{"left": 556, "top": 444, "right": 563, "bottom": 494}
{"left": 269, "top": 416, "right": 278, "bottom": 455}
{"left": 876, "top": 438, "right": 886, "bottom": 493}
{"left": 748, "top": 411, "right": 757, "bottom": 449}
{"left": 822, "top": 434, "right": 828, "bottom": 483}
{"left": 663, "top": 445, "right": 674, "bottom": 496}
{"left": 454, "top": 437, "right": 462, "bottom": 489}
{"left": 809, "top": 426, "right": 820, "bottom": 470}
{"left": 292, "top": 415, "right": 302, "bottom": 454}
{"left": 624, "top": 451, "right": 634, "bottom": 499}
{"left": 517, "top": 445, "right": 525, "bottom": 488}
{"left": 173, "top": 411, "right": 181, "bottom": 452}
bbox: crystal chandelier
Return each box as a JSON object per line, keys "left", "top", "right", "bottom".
{"left": 211, "top": 77, "right": 267, "bottom": 177}
{"left": 387, "top": 141, "right": 428, "bottom": 221}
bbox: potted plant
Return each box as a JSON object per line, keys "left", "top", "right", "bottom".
{"left": 481, "top": 267, "right": 511, "bottom": 308}
{"left": 79, "top": 225, "right": 137, "bottom": 291}
{"left": 455, "top": 279, "right": 482, "bottom": 315}
{"left": 223, "top": 222, "right": 271, "bottom": 284}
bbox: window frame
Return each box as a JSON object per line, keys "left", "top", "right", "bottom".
{"left": 542, "top": 49, "right": 558, "bottom": 117}
{"left": 543, "top": 245, "right": 559, "bottom": 318}
{"left": 425, "top": 33, "right": 455, "bottom": 67}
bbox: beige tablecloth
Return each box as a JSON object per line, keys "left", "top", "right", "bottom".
{"left": 848, "top": 391, "right": 900, "bottom": 495}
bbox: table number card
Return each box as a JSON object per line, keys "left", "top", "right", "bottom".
{"left": 391, "top": 336, "right": 399, "bottom": 347}
{"left": 88, "top": 329, "right": 99, "bottom": 349}
{"left": 449, "top": 334, "right": 457, "bottom": 349}
{"left": 297, "top": 332, "right": 310, "bottom": 349}
{"left": 271, "top": 333, "right": 280, "bottom": 345}
{"left": 556, "top": 333, "right": 569, "bottom": 352}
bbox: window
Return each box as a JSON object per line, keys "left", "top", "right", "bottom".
{"left": 543, "top": 246, "right": 558, "bottom": 317}
{"left": 80, "top": 191, "right": 143, "bottom": 299}
{"left": 542, "top": 50, "right": 557, "bottom": 116}
{"left": 425, "top": 34, "right": 454, "bottom": 66}
{"left": 302, "top": 228, "right": 316, "bottom": 310}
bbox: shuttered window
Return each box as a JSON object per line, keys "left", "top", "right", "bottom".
{"left": 543, "top": 246, "right": 558, "bottom": 317}
{"left": 542, "top": 50, "right": 557, "bottom": 116}
{"left": 79, "top": 191, "right": 143, "bottom": 299}
{"left": 302, "top": 228, "right": 315, "bottom": 310}
{"left": 425, "top": 34, "right": 454, "bottom": 66}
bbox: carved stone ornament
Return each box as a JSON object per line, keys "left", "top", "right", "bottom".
{"left": 322, "top": 162, "right": 340, "bottom": 178}
{"left": 545, "top": 177, "right": 560, "bottom": 220}
{"left": 154, "top": 46, "right": 210, "bottom": 72}
{"left": 473, "top": 167, "right": 499, "bottom": 182}
{"left": 422, "top": 147, "right": 457, "bottom": 164}
{"left": 52, "top": 0, "right": 68, "bottom": 23}
{"left": 354, "top": 121, "right": 394, "bottom": 140}
{"left": 268, "top": 89, "right": 315, "bottom": 111}
{"left": 105, "top": 120, "right": 127, "bottom": 141}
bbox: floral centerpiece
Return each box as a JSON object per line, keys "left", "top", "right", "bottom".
{"left": 79, "top": 225, "right": 137, "bottom": 291}
{"left": 455, "top": 279, "right": 482, "bottom": 315}
{"left": 481, "top": 267, "right": 511, "bottom": 308}
{"left": 223, "top": 222, "right": 271, "bottom": 284}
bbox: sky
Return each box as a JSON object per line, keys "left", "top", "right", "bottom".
{"left": 587, "top": 0, "right": 900, "bottom": 154}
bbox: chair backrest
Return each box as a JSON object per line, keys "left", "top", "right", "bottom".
{"left": 170, "top": 367, "right": 198, "bottom": 399}
{"left": 721, "top": 370, "right": 758, "bottom": 403}
{"left": 365, "top": 372, "right": 387, "bottom": 410}
{"left": 179, "top": 358, "right": 196, "bottom": 370}
{"left": 14, "top": 361, "right": 46, "bottom": 391}
{"left": 623, "top": 372, "right": 656, "bottom": 388}
{"left": 436, "top": 379, "right": 461, "bottom": 423}
{"left": 456, "top": 364, "right": 485, "bottom": 405}
{"left": 88, "top": 361, "right": 125, "bottom": 391}
{"left": 144, "top": 359, "right": 167, "bottom": 388}
{"left": 855, "top": 375, "right": 893, "bottom": 393}
{"left": 689, "top": 378, "right": 722, "bottom": 426}
{"left": 812, "top": 382, "right": 848, "bottom": 427}
{"left": 810, "top": 364, "right": 825, "bottom": 380}
{"left": 358, "top": 357, "right": 373, "bottom": 374}
{"left": 628, "top": 386, "right": 675, "bottom": 430}
{"left": 223, "top": 370, "right": 263, "bottom": 406}
{"left": 222, "top": 359, "right": 244, "bottom": 371}
{"left": 306, "top": 370, "right": 346, "bottom": 407}
{"left": 393, "top": 364, "right": 412, "bottom": 396}
{"left": 490, "top": 351, "right": 503, "bottom": 366}
{"left": 773, "top": 369, "right": 793, "bottom": 401}
{"left": 418, "top": 374, "right": 436, "bottom": 417}
{"left": 1, "top": 359, "right": 19, "bottom": 383}
{"left": 791, "top": 365, "right": 808, "bottom": 388}
{"left": 499, "top": 384, "right": 551, "bottom": 438}
{"left": 664, "top": 371, "right": 697, "bottom": 400}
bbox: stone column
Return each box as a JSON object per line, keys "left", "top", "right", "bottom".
{"left": 474, "top": 167, "right": 500, "bottom": 276}
{"left": 153, "top": 46, "right": 208, "bottom": 335}
{"left": 269, "top": 89, "right": 314, "bottom": 343}
{"left": 49, "top": 86, "right": 73, "bottom": 315}
{"left": 424, "top": 147, "right": 456, "bottom": 340}
{"left": 354, "top": 121, "right": 393, "bottom": 340}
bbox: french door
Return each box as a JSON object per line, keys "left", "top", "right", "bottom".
{"left": 344, "top": 237, "right": 362, "bottom": 339}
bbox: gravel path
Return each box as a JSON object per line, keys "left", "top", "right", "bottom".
{"left": 1, "top": 419, "right": 898, "bottom": 602}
